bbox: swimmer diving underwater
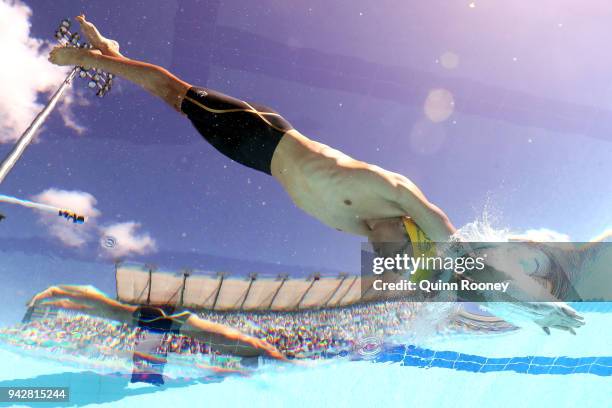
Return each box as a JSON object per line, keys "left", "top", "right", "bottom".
{"left": 41, "top": 15, "right": 587, "bottom": 345}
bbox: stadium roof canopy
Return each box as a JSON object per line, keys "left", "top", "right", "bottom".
{"left": 115, "top": 263, "right": 408, "bottom": 312}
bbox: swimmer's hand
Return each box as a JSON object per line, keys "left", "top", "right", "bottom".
{"left": 527, "top": 302, "right": 585, "bottom": 335}
{"left": 483, "top": 301, "right": 585, "bottom": 335}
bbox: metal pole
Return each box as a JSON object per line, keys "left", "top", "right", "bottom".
{"left": 179, "top": 270, "right": 190, "bottom": 307}
{"left": 147, "top": 266, "right": 153, "bottom": 305}
{"left": 239, "top": 273, "right": 257, "bottom": 310}
{"left": 211, "top": 272, "right": 225, "bottom": 311}
{"left": 268, "top": 274, "right": 288, "bottom": 310}
{"left": 0, "top": 67, "right": 78, "bottom": 185}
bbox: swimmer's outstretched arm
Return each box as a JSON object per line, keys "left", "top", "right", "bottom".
{"left": 27, "top": 285, "right": 286, "bottom": 361}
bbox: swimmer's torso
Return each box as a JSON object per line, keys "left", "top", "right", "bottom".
{"left": 271, "top": 130, "right": 415, "bottom": 235}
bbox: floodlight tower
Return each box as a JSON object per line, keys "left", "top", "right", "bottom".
{"left": 0, "top": 19, "right": 115, "bottom": 185}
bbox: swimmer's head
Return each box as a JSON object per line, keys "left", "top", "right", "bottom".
{"left": 367, "top": 216, "right": 411, "bottom": 258}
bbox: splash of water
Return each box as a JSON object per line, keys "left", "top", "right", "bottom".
{"left": 453, "top": 208, "right": 512, "bottom": 242}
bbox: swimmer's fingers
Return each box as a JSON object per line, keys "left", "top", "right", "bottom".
{"left": 549, "top": 325, "right": 577, "bottom": 335}
{"left": 539, "top": 316, "right": 583, "bottom": 335}
{"left": 536, "top": 317, "right": 582, "bottom": 335}
{"left": 561, "top": 306, "right": 584, "bottom": 321}
{"left": 548, "top": 303, "right": 585, "bottom": 328}
{"left": 541, "top": 325, "right": 575, "bottom": 335}
{"left": 552, "top": 314, "right": 583, "bottom": 329}
{"left": 557, "top": 326, "right": 578, "bottom": 335}
{"left": 557, "top": 309, "right": 585, "bottom": 328}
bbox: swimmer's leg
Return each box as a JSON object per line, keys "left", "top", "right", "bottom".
{"left": 49, "top": 29, "right": 190, "bottom": 112}
{"left": 49, "top": 17, "right": 293, "bottom": 175}
{"left": 75, "top": 15, "right": 123, "bottom": 58}
{"left": 27, "top": 285, "right": 137, "bottom": 323}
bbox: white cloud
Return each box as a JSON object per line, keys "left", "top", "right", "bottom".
{"left": 32, "top": 188, "right": 100, "bottom": 247}
{"left": 100, "top": 222, "right": 157, "bottom": 257}
{"left": 511, "top": 228, "right": 571, "bottom": 242}
{"left": 0, "top": 0, "right": 85, "bottom": 143}
{"left": 33, "top": 188, "right": 100, "bottom": 217}
{"left": 31, "top": 188, "right": 157, "bottom": 256}
{"left": 58, "top": 89, "right": 90, "bottom": 135}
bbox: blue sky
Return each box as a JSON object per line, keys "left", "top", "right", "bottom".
{"left": 1, "top": 0, "right": 611, "bottom": 323}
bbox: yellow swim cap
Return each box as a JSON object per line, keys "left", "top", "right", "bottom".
{"left": 402, "top": 217, "right": 438, "bottom": 282}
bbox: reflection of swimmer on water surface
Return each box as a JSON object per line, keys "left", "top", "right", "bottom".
{"left": 45, "top": 15, "right": 592, "bottom": 335}
{"left": 27, "top": 285, "right": 287, "bottom": 362}
{"left": 22, "top": 285, "right": 431, "bottom": 365}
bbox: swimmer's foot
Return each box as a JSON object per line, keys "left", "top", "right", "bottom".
{"left": 48, "top": 45, "right": 101, "bottom": 68}
{"left": 76, "top": 14, "right": 123, "bottom": 58}
{"left": 26, "top": 285, "right": 136, "bottom": 322}
{"left": 27, "top": 285, "right": 86, "bottom": 308}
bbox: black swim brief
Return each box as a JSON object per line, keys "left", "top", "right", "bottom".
{"left": 181, "top": 86, "right": 294, "bottom": 175}
{"left": 132, "top": 305, "right": 184, "bottom": 333}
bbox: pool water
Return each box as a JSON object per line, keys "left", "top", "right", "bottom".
{"left": 0, "top": 308, "right": 609, "bottom": 408}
